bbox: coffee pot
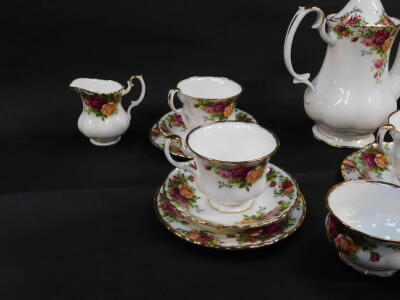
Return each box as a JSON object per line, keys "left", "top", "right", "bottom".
{"left": 284, "top": 0, "right": 400, "bottom": 148}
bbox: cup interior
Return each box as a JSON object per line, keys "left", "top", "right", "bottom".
{"left": 177, "top": 76, "right": 241, "bottom": 99}
{"left": 328, "top": 181, "right": 400, "bottom": 241}
{"left": 389, "top": 111, "right": 400, "bottom": 131}
{"left": 187, "top": 122, "right": 278, "bottom": 162}
{"left": 70, "top": 78, "right": 122, "bottom": 94}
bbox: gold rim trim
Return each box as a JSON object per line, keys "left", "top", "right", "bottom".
{"left": 154, "top": 185, "right": 307, "bottom": 250}
{"left": 185, "top": 121, "right": 280, "bottom": 165}
{"left": 162, "top": 164, "right": 300, "bottom": 230}
{"left": 340, "top": 147, "right": 370, "bottom": 181}
{"left": 176, "top": 76, "right": 243, "bottom": 102}
{"left": 325, "top": 180, "right": 400, "bottom": 243}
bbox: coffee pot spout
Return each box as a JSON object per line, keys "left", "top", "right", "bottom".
{"left": 390, "top": 45, "right": 400, "bottom": 100}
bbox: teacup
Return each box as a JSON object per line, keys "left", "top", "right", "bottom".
{"left": 164, "top": 121, "right": 279, "bottom": 213}
{"left": 325, "top": 180, "right": 400, "bottom": 277}
{"left": 168, "top": 76, "right": 242, "bottom": 130}
{"left": 378, "top": 110, "right": 400, "bottom": 181}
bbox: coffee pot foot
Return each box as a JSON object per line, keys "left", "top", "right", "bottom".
{"left": 90, "top": 136, "right": 121, "bottom": 146}
{"left": 312, "top": 125, "right": 375, "bottom": 149}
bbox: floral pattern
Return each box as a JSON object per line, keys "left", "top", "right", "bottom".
{"left": 237, "top": 200, "right": 292, "bottom": 225}
{"left": 326, "top": 214, "right": 380, "bottom": 262}
{"left": 76, "top": 90, "right": 121, "bottom": 120}
{"left": 165, "top": 171, "right": 201, "bottom": 211}
{"left": 205, "top": 163, "right": 266, "bottom": 191}
{"left": 356, "top": 144, "right": 390, "bottom": 178}
{"left": 231, "top": 216, "right": 296, "bottom": 245}
{"left": 194, "top": 99, "right": 236, "bottom": 122}
{"left": 178, "top": 229, "right": 221, "bottom": 246}
{"left": 332, "top": 7, "right": 398, "bottom": 83}
{"left": 236, "top": 112, "right": 253, "bottom": 123}
{"left": 267, "top": 168, "right": 296, "bottom": 200}
{"left": 158, "top": 192, "right": 188, "bottom": 224}
{"left": 165, "top": 113, "right": 186, "bottom": 130}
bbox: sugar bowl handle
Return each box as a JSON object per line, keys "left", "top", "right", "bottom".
{"left": 167, "top": 88, "right": 189, "bottom": 127}
{"left": 123, "top": 75, "right": 146, "bottom": 117}
{"left": 377, "top": 125, "right": 395, "bottom": 157}
{"left": 284, "top": 6, "right": 335, "bottom": 93}
{"left": 164, "top": 135, "right": 196, "bottom": 176}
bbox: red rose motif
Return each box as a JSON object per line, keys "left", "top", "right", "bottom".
{"left": 327, "top": 215, "right": 340, "bottom": 239}
{"left": 198, "top": 235, "right": 213, "bottom": 243}
{"left": 362, "top": 152, "right": 378, "bottom": 169}
{"left": 169, "top": 188, "right": 188, "bottom": 207}
{"left": 89, "top": 95, "right": 107, "bottom": 111}
{"left": 213, "top": 102, "right": 230, "bottom": 114}
{"left": 370, "top": 252, "right": 381, "bottom": 262}
{"left": 219, "top": 169, "right": 232, "bottom": 179}
{"left": 280, "top": 181, "right": 293, "bottom": 190}
{"left": 172, "top": 114, "right": 184, "bottom": 127}
{"left": 262, "top": 221, "right": 285, "bottom": 235}
{"left": 231, "top": 166, "right": 255, "bottom": 181}
{"left": 373, "top": 30, "right": 391, "bottom": 47}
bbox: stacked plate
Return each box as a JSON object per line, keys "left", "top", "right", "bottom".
{"left": 154, "top": 162, "right": 306, "bottom": 250}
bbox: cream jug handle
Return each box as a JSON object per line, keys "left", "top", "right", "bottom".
{"left": 164, "top": 136, "right": 196, "bottom": 176}
{"left": 377, "top": 125, "right": 395, "bottom": 157}
{"left": 284, "top": 6, "right": 335, "bottom": 93}
{"left": 167, "top": 88, "right": 189, "bottom": 128}
{"left": 123, "top": 75, "right": 146, "bottom": 117}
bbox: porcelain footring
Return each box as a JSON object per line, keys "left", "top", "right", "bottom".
{"left": 208, "top": 198, "right": 255, "bottom": 214}
{"left": 90, "top": 136, "right": 121, "bottom": 146}
{"left": 338, "top": 253, "right": 397, "bottom": 277}
{"left": 312, "top": 125, "right": 375, "bottom": 149}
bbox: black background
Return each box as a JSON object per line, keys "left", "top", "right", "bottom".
{"left": 2, "top": 0, "right": 400, "bottom": 299}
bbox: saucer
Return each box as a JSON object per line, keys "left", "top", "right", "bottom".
{"left": 155, "top": 185, "right": 306, "bottom": 250}
{"left": 163, "top": 163, "right": 299, "bottom": 229}
{"left": 149, "top": 109, "right": 257, "bottom": 158}
{"left": 341, "top": 143, "right": 399, "bottom": 185}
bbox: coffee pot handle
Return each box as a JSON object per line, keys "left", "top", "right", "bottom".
{"left": 123, "top": 75, "right": 146, "bottom": 116}
{"left": 284, "top": 6, "right": 335, "bottom": 93}
{"left": 164, "top": 136, "right": 196, "bottom": 176}
{"left": 377, "top": 125, "right": 395, "bottom": 157}
{"left": 168, "top": 89, "right": 190, "bottom": 128}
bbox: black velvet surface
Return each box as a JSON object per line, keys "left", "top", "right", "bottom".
{"left": 2, "top": 0, "right": 400, "bottom": 299}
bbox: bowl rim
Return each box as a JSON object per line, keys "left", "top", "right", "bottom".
{"left": 325, "top": 179, "right": 400, "bottom": 243}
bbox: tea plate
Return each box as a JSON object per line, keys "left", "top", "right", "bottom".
{"left": 155, "top": 185, "right": 306, "bottom": 250}
{"left": 163, "top": 163, "right": 299, "bottom": 229}
{"left": 341, "top": 143, "right": 399, "bottom": 185}
{"left": 149, "top": 109, "right": 257, "bottom": 158}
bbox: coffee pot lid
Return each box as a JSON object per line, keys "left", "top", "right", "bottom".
{"left": 331, "top": 0, "right": 395, "bottom": 26}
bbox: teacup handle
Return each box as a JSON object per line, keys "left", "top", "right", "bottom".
{"left": 123, "top": 75, "right": 146, "bottom": 116}
{"left": 164, "top": 136, "right": 196, "bottom": 176}
{"left": 377, "top": 125, "right": 395, "bottom": 157}
{"left": 168, "top": 88, "right": 189, "bottom": 128}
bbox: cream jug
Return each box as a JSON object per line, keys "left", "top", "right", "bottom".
{"left": 284, "top": 0, "right": 400, "bottom": 148}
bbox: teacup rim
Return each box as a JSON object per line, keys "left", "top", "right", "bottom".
{"left": 388, "top": 110, "right": 400, "bottom": 132}
{"left": 185, "top": 121, "right": 280, "bottom": 165}
{"left": 70, "top": 78, "right": 124, "bottom": 95}
{"left": 176, "top": 76, "right": 243, "bottom": 101}
{"left": 325, "top": 179, "right": 400, "bottom": 243}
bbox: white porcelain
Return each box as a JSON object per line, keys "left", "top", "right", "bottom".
{"left": 284, "top": 0, "right": 400, "bottom": 148}
{"left": 167, "top": 76, "right": 242, "bottom": 130}
{"left": 378, "top": 110, "right": 400, "bottom": 181}
{"left": 156, "top": 185, "right": 306, "bottom": 250}
{"left": 163, "top": 163, "right": 299, "bottom": 229}
{"left": 341, "top": 143, "right": 400, "bottom": 185}
{"left": 164, "top": 121, "right": 279, "bottom": 213}
{"left": 326, "top": 180, "right": 400, "bottom": 276}
{"left": 70, "top": 75, "right": 146, "bottom": 146}
{"left": 149, "top": 108, "right": 257, "bottom": 158}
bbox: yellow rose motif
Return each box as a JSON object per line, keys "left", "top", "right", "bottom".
{"left": 375, "top": 154, "right": 389, "bottom": 168}
{"left": 101, "top": 102, "right": 118, "bottom": 116}
{"left": 179, "top": 184, "right": 194, "bottom": 199}
{"left": 223, "top": 103, "right": 235, "bottom": 118}
{"left": 383, "top": 37, "right": 394, "bottom": 52}
{"left": 244, "top": 228, "right": 263, "bottom": 237}
{"left": 284, "top": 187, "right": 294, "bottom": 195}
{"left": 246, "top": 166, "right": 265, "bottom": 184}
{"left": 188, "top": 232, "right": 201, "bottom": 240}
